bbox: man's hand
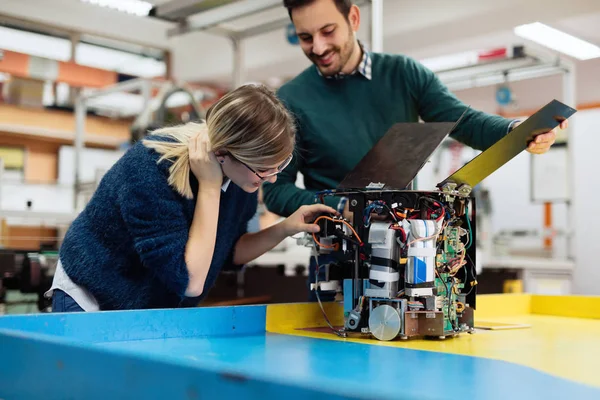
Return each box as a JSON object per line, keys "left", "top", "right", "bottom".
{"left": 514, "top": 119, "right": 568, "bottom": 155}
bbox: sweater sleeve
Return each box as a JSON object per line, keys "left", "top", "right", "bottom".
{"left": 262, "top": 91, "right": 339, "bottom": 217}
{"left": 404, "top": 56, "right": 513, "bottom": 151}
{"left": 118, "top": 166, "right": 191, "bottom": 298}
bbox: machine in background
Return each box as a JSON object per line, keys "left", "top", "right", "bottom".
{"left": 0, "top": 250, "right": 58, "bottom": 313}
{"left": 307, "top": 99, "right": 576, "bottom": 341}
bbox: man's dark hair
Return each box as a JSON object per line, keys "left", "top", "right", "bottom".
{"left": 283, "top": 0, "right": 353, "bottom": 21}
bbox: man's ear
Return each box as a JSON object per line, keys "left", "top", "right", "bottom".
{"left": 348, "top": 4, "right": 361, "bottom": 32}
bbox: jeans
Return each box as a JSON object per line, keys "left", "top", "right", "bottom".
{"left": 52, "top": 289, "right": 85, "bottom": 312}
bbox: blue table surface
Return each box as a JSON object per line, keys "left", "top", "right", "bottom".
{"left": 98, "top": 333, "right": 600, "bottom": 400}
{"left": 1, "top": 305, "right": 599, "bottom": 400}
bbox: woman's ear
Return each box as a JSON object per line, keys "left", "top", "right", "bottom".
{"left": 214, "top": 151, "right": 226, "bottom": 164}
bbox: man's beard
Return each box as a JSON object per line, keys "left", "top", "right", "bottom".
{"left": 309, "top": 32, "right": 356, "bottom": 76}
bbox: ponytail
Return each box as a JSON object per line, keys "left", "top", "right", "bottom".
{"left": 143, "top": 122, "right": 208, "bottom": 199}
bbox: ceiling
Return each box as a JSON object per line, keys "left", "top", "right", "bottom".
{"left": 0, "top": 0, "right": 599, "bottom": 84}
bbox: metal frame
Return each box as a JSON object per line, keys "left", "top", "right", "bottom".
{"left": 429, "top": 45, "right": 576, "bottom": 260}
{"left": 152, "top": 0, "right": 383, "bottom": 88}
{"left": 436, "top": 46, "right": 575, "bottom": 92}
{"left": 74, "top": 78, "right": 206, "bottom": 210}
{"left": 73, "top": 78, "right": 162, "bottom": 209}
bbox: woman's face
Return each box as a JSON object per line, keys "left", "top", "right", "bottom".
{"left": 215, "top": 153, "right": 288, "bottom": 193}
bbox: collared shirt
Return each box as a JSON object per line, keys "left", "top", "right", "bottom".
{"left": 316, "top": 41, "right": 372, "bottom": 81}
{"left": 221, "top": 178, "right": 231, "bottom": 192}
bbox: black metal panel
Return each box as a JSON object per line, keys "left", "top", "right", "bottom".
{"left": 338, "top": 122, "right": 455, "bottom": 190}
{"left": 466, "top": 197, "right": 477, "bottom": 309}
{"left": 438, "top": 99, "right": 577, "bottom": 189}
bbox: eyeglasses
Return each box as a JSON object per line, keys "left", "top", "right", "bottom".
{"left": 226, "top": 153, "right": 293, "bottom": 180}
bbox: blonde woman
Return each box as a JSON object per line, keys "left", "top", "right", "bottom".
{"left": 46, "top": 84, "right": 335, "bottom": 312}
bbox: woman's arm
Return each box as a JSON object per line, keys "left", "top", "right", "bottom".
{"left": 233, "top": 204, "right": 337, "bottom": 265}
{"left": 184, "top": 132, "right": 225, "bottom": 297}
{"left": 184, "top": 187, "right": 221, "bottom": 296}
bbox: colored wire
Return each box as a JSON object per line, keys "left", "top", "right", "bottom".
{"left": 406, "top": 220, "right": 446, "bottom": 247}
{"left": 363, "top": 201, "right": 398, "bottom": 227}
{"left": 312, "top": 216, "right": 363, "bottom": 249}
{"left": 313, "top": 252, "right": 347, "bottom": 338}
{"left": 465, "top": 205, "right": 473, "bottom": 250}
{"left": 464, "top": 252, "right": 478, "bottom": 296}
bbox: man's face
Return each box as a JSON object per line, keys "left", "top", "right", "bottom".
{"left": 291, "top": 0, "right": 359, "bottom": 76}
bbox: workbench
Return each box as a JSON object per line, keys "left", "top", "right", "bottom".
{"left": 1, "top": 294, "right": 599, "bottom": 399}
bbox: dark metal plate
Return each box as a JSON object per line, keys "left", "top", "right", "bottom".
{"left": 338, "top": 122, "right": 455, "bottom": 190}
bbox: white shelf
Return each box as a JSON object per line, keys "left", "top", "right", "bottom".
{"left": 483, "top": 256, "right": 574, "bottom": 271}
{"left": 0, "top": 123, "right": 124, "bottom": 148}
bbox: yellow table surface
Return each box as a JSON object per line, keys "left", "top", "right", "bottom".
{"left": 266, "top": 294, "right": 600, "bottom": 388}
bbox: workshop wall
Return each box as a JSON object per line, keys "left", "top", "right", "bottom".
{"left": 425, "top": 60, "right": 600, "bottom": 263}
{"left": 1, "top": 224, "right": 57, "bottom": 250}
{"left": 0, "top": 136, "right": 58, "bottom": 183}
{"left": 416, "top": 136, "right": 570, "bottom": 256}
{"left": 571, "top": 108, "right": 600, "bottom": 295}
{"left": 0, "top": 145, "right": 124, "bottom": 216}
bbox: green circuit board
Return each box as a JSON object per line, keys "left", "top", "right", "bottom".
{"left": 435, "top": 272, "right": 464, "bottom": 332}
{"left": 444, "top": 226, "right": 460, "bottom": 257}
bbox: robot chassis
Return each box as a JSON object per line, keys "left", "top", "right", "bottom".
{"left": 305, "top": 99, "right": 575, "bottom": 342}
{"left": 311, "top": 183, "right": 477, "bottom": 341}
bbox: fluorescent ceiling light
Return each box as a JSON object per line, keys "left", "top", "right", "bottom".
{"left": 80, "top": 0, "right": 153, "bottom": 17}
{"left": 514, "top": 22, "right": 600, "bottom": 60}
{"left": 0, "top": 26, "right": 165, "bottom": 78}
{"left": 420, "top": 51, "right": 480, "bottom": 72}
{"left": 420, "top": 48, "right": 510, "bottom": 73}
{"left": 0, "top": 26, "right": 71, "bottom": 61}
{"left": 76, "top": 43, "right": 166, "bottom": 78}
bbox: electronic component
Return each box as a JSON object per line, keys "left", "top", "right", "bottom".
{"left": 307, "top": 99, "right": 576, "bottom": 341}
{"left": 405, "top": 219, "right": 439, "bottom": 297}
{"left": 312, "top": 189, "right": 476, "bottom": 340}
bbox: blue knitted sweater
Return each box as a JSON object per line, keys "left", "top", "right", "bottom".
{"left": 59, "top": 138, "right": 258, "bottom": 310}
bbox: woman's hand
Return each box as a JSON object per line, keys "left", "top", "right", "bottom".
{"left": 189, "top": 130, "right": 222, "bottom": 191}
{"left": 281, "top": 204, "right": 338, "bottom": 236}
{"left": 233, "top": 204, "right": 338, "bottom": 266}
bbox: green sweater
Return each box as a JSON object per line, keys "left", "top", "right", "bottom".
{"left": 263, "top": 52, "right": 512, "bottom": 217}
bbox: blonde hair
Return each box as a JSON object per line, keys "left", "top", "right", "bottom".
{"left": 142, "top": 84, "right": 295, "bottom": 199}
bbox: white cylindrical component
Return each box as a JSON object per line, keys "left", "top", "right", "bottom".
{"left": 406, "top": 220, "right": 438, "bottom": 285}
{"left": 317, "top": 281, "right": 340, "bottom": 291}
{"left": 369, "top": 269, "right": 400, "bottom": 282}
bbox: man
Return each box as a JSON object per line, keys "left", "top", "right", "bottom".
{"left": 262, "top": 0, "right": 567, "bottom": 299}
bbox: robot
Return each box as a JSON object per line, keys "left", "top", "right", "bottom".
{"left": 308, "top": 100, "right": 576, "bottom": 341}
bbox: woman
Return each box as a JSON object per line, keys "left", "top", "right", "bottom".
{"left": 47, "top": 84, "right": 335, "bottom": 312}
